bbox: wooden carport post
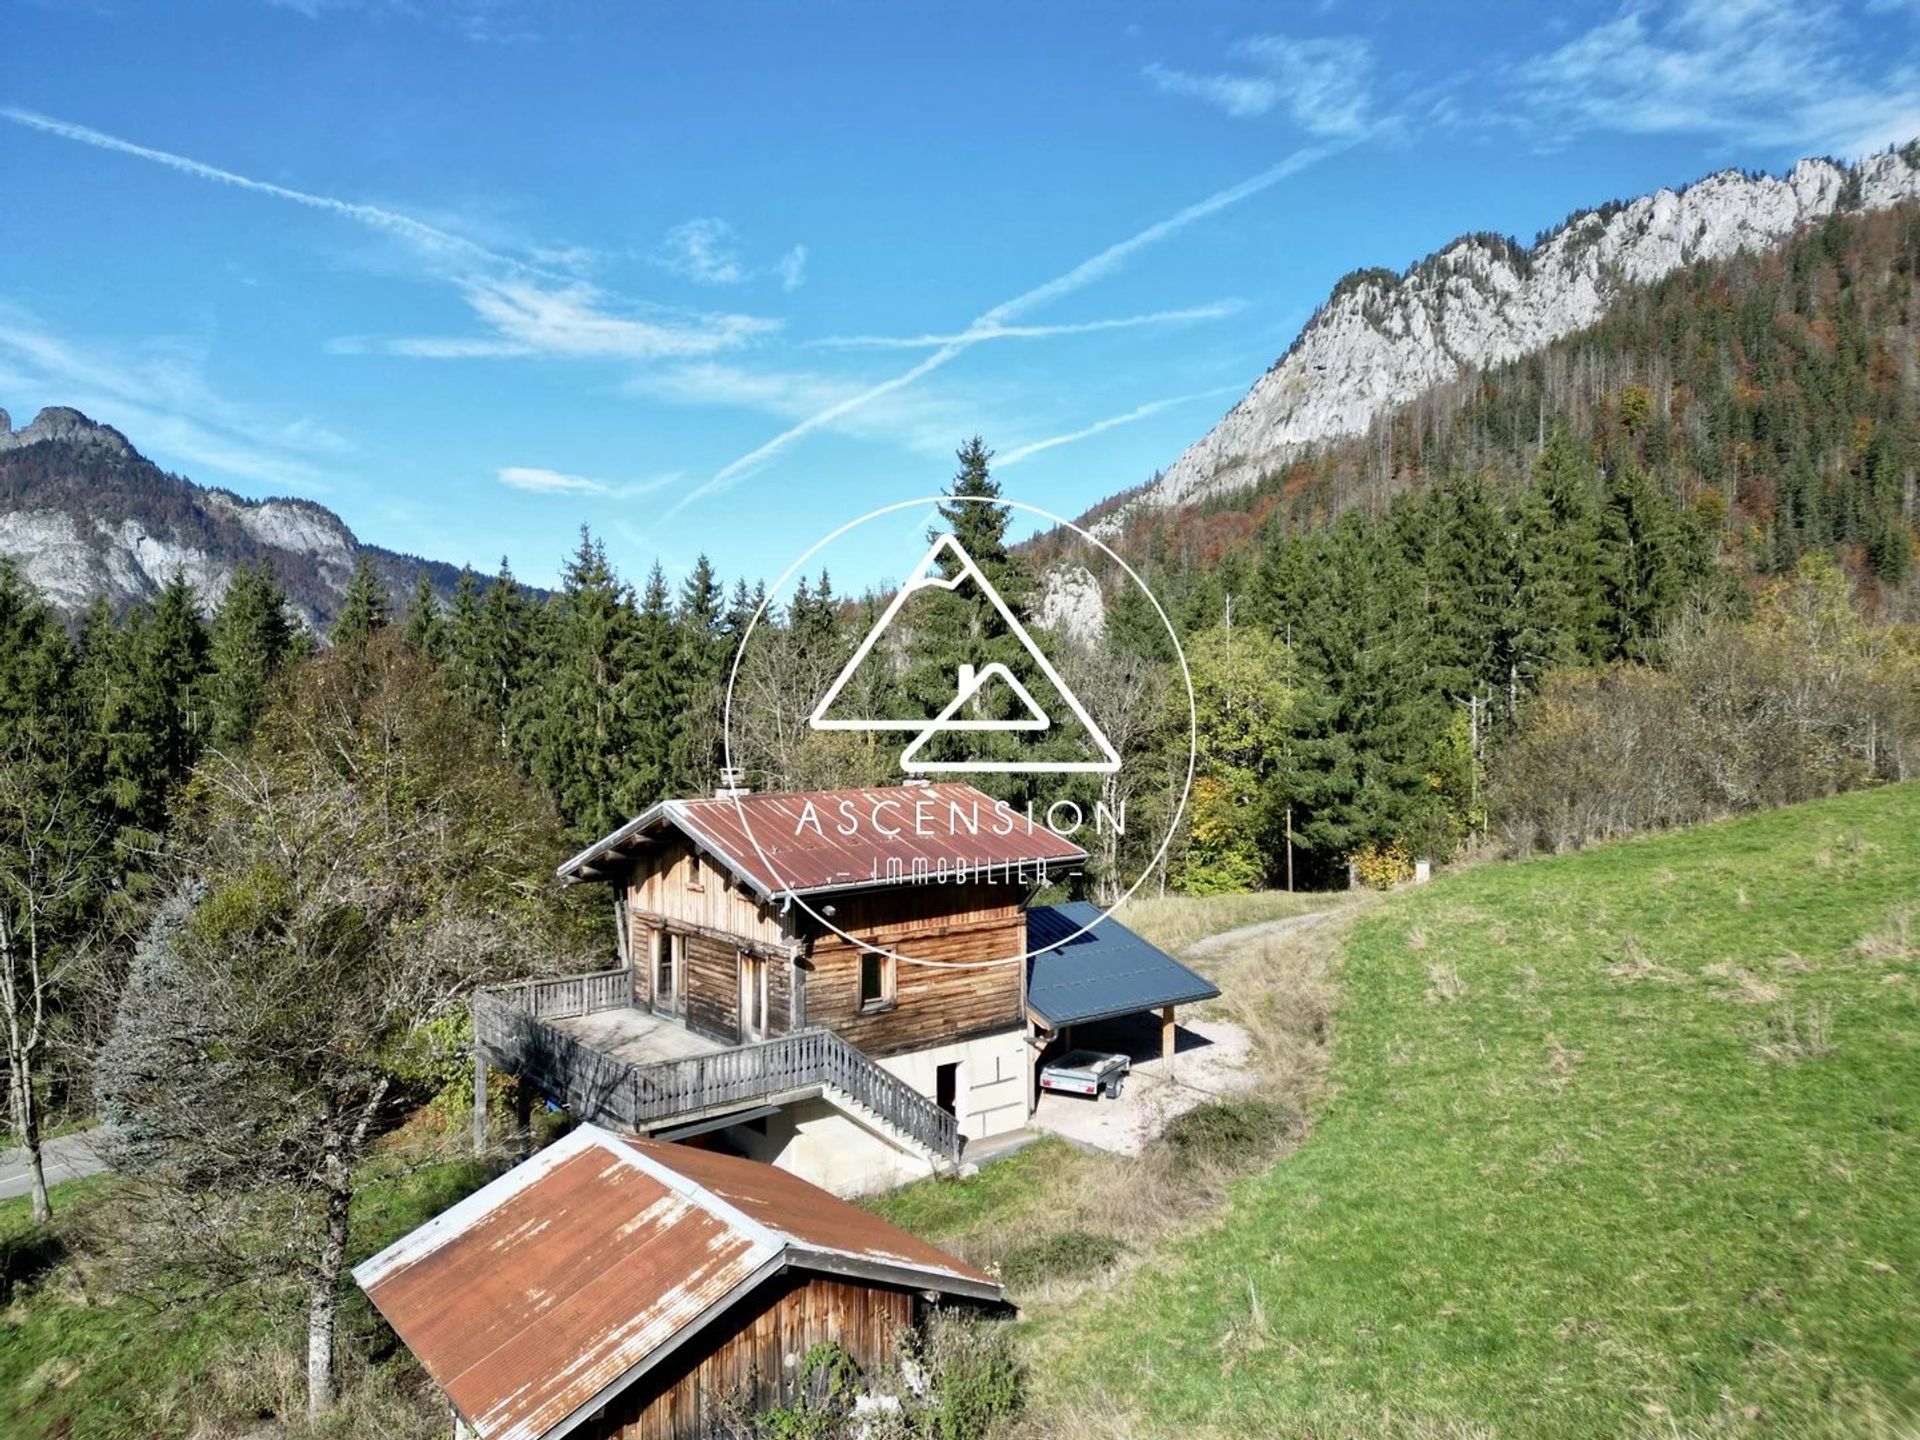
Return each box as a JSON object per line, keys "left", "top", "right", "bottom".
{"left": 471, "top": 1051, "right": 488, "bottom": 1157}
{"left": 1161, "top": 1005, "right": 1176, "bottom": 1072}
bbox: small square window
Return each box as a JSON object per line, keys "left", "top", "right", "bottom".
{"left": 858, "top": 950, "right": 894, "bottom": 1012}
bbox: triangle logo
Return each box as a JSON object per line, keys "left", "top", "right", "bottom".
{"left": 808, "top": 533, "right": 1121, "bottom": 775}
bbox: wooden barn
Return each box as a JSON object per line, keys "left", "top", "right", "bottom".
{"left": 355, "top": 1124, "right": 1001, "bottom": 1440}
{"left": 473, "top": 780, "right": 1219, "bottom": 1194}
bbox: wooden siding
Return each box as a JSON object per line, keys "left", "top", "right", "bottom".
{"left": 593, "top": 1274, "right": 915, "bottom": 1440}
{"left": 627, "top": 835, "right": 790, "bottom": 947}
{"left": 802, "top": 883, "right": 1026, "bottom": 1057}
{"left": 683, "top": 930, "right": 740, "bottom": 1044}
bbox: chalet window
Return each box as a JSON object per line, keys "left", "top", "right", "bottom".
{"left": 687, "top": 851, "right": 704, "bottom": 891}
{"left": 858, "top": 949, "right": 894, "bottom": 1012}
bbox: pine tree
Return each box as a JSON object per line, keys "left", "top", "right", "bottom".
{"left": 207, "top": 562, "right": 299, "bottom": 749}
{"left": 1598, "top": 464, "right": 1681, "bottom": 661}
{"left": 443, "top": 559, "right": 532, "bottom": 760}
{"left": 1420, "top": 471, "right": 1510, "bottom": 705}
{"left": 668, "top": 555, "right": 727, "bottom": 793}
{"left": 0, "top": 561, "right": 99, "bottom": 1223}
{"left": 1528, "top": 424, "right": 1608, "bottom": 663}
{"left": 515, "top": 531, "right": 646, "bottom": 838}
{"left": 628, "top": 562, "right": 679, "bottom": 813}
{"left": 402, "top": 572, "right": 447, "bottom": 662}
{"left": 141, "top": 571, "right": 211, "bottom": 790}
{"left": 1276, "top": 519, "right": 1449, "bottom": 872}
{"left": 332, "top": 556, "right": 390, "bottom": 646}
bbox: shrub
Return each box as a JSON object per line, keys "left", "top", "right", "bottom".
{"left": 1157, "top": 1099, "right": 1294, "bottom": 1167}
{"left": 1351, "top": 839, "right": 1415, "bottom": 890}
{"left": 898, "top": 1311, "right": 1025, "bottom": 1440}
{"left": 996, "top": 1229, "right": 1125, "bottom": 1289}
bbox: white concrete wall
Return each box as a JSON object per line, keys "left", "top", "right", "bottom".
{"left": 718, "top": 1098, "right": 940, "bottom": 1197}
{"left": 709, "top": 1026, "right": 1032, "bottom": 1196}
{"left": 878, "top": 1027, "right": 1029, "bottom": 1141}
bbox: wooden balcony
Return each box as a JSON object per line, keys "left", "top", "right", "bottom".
{"left": 473, "top": 972, "right": 962, "bottom": 1162}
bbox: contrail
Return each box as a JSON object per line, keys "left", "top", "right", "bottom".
{"left": 997, "top": 384, "right": 1247, "bottom": 466}
{"left": 3, "top": 106, "right": 527, "bottom": 276}
{"left": 668, "top": 140, "right": 1339, "bottom": 516}
{"left": 815, "top": 302, "right": 1243, "bottom": 350}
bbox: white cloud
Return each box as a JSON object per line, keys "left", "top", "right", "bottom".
{"left": 632, "top": 362, "right": 981, "bottom": 458}
{"left": 814, "top": 302, "right": 1242, "bottom": 351}
{"left": 1517, "top": 0, "right": 1920, "bottom": 157}
{"left": 656, "top": 218, "right": 748, "bottom": 285}
{"left": 653, "top": 219, "right": 810, "bottom": 292}
{"left": 1, "top": 106, "right": 517, "bottom": 273}
{"left": 461, "top": 279, "right": 777, "bottom": 359}
{"left": 775, "top": 245, "right": 809, "bottom": 292}
{"left": 0, "top": 305, "right": 346, "bottom": 492}
{"left": 498, "top": 466, "right": 608, "bottom": 495}
{"left": 997, "top": 385, "right": 1246, "bottom": 467}
{"left": 1146, "top": 34, "right": 1380, "bottom": 138}
{"left": 497, "top": 464, "right": 681, "bottom": 499}
{"left": 2, "top": 108, "right": 783, "bottom": 363}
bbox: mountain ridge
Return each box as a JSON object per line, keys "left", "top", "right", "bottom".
{"left": 0, "top": 404, "right": 473, "bottom": 629}
{"left": 1092, "top": 142, "right": 1920, "bottom": 534}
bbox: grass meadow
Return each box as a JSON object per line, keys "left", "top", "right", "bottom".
{"left": 885, "top": 784, "right": 1920, "bottom": 1437}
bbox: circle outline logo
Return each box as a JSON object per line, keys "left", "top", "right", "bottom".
{"left": 721, "top": 495, "right": 1197, "bottom": 970}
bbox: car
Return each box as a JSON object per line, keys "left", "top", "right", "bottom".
{"left": 1039, "top": 1048, "right": 1130, "bottom": 1100}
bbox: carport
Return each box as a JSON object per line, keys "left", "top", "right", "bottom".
{"left": 1025, "top": 901, "right": 1221, "bottom": 1065}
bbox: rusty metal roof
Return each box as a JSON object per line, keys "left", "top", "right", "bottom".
{"left": 354, "top": 1126, "right": 999, "bottom": 1440}
{"left": 631, "top": 1137, "right": 998, "bottom": 1291}
{"left": 557, "top": 782, "right": 1086, "bottom": 897}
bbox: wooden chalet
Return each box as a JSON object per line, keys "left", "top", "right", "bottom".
{"left": 356, "top": 1124, "right": 1001, "bottom": 1440}
{"left": 474, "top": 780, "right": 1218, "bottom": 1194}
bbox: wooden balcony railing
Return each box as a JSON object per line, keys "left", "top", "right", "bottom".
{"left": 473, "top": 980, "right": 961, "bottom": 1162}
{"left": 480, "top": 967, "right": 629, "bottom": 1022}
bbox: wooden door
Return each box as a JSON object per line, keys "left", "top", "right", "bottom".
{"left": 739, "top": 951, "right": 767, "bottom": 1042}
{"left": 652, "top": 931, "right": 685, "bottom": 1018}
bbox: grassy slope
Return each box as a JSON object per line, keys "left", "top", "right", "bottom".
{"left": 0, "top": 1159, "right": 489, "bottom": 1438}
{"left": 1036, "top": 785, "right": 1920, "bottom": 1436}
{"left": 1114, "top": 889, "right": 1342, "bottom": 954}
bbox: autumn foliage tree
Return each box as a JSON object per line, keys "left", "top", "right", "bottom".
{"left": 96, "top": 633, "right": 590, "bottom": 1420}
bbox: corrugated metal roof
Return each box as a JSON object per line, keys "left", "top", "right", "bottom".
{"left": 558, "top": 782, "right": 1086, "bottom": 898}
{"left": 1025, "top": 902, "right": 1222, "bottom": 1029}
{"left": 354, "top": 1125, "right": 999, "bottom": 1440}
{"left": 636, "top": 1139, "right": 996, "bottom": 1290}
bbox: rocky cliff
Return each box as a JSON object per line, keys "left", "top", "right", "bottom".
{"left": 1100, "top": 144, "right": 1920, "bottom": 531}
{"left": 0, "top": 405, "right": 465, "bottom": 629}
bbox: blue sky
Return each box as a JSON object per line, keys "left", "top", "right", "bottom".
{"left": 3, "top": 0, "right": 1917, "bottom": 595}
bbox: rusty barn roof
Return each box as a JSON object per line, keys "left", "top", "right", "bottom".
{"left": 353, "top": 1126, "right": 999, "bottom": 1440}
{"left": 557, "top": 782, "right": 1086, "bottom": 897}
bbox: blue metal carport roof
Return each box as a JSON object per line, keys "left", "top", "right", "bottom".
{"left": 1025, "top": 901, "right": 1221, "bottom": 1030}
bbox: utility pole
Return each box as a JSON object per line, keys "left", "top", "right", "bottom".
{"left": 1284, "top": 621, "right": 1296, "bottom": 891}
{"left": 1457, "top": 691, "right": 1482, "bottom": 839}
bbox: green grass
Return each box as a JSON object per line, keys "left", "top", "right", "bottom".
{"left": 0, "top": 1155, "right": 493, "bottom": 1439}
{"left": 1025, "top": 785, "right": 1920, "bottom": 1436}
{"left": 1115, "top": 887, "right": 1343, "bottom": 953}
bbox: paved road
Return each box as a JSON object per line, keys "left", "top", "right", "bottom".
{"left": 1181, "top": 908, "right": 1333, "bottom": 961}
{"left": 0, "top": 1130, "right": 107, "bottom": 1201}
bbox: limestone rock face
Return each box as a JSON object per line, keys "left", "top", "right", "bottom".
{"left": 0, "top": 405, "right": 466, "bottom": 630}
{"left": 1099, "top": 146, "right": 1920, "bottom": 533}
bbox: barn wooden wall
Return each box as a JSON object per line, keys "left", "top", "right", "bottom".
{"left": 592, "top": 1274, "right": 916, "bottom": 1440}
